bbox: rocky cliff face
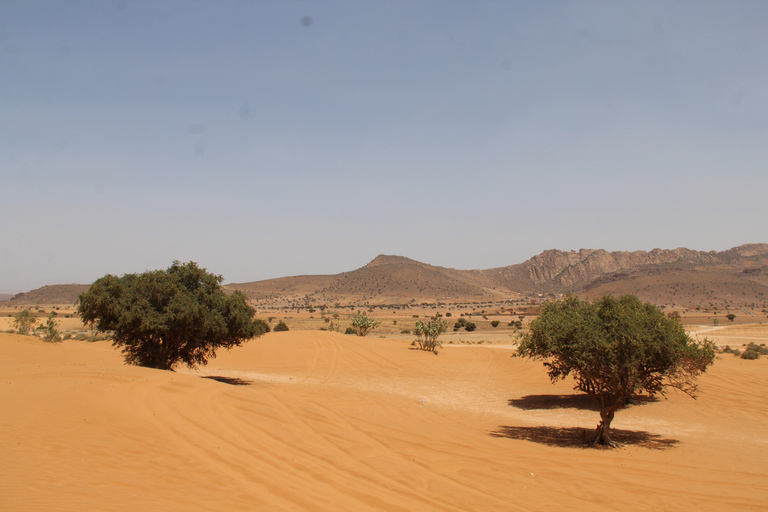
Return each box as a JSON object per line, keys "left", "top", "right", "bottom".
{"left": 520, "top": 246, "right": 764, "bottom": 290}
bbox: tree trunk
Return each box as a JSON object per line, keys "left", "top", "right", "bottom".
{"left": 593, "top": 407, "right": 618, "bottom": 447}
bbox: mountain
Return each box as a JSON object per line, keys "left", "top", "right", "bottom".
{"left": 4, "top": 284, "right": 90, "bottom": 306}
{"left": 5, "top": 244, "right": 767, "bottom": 308}
{"left": 226, "top": 244, "right": 768, "bottom": 308}
{"left": 483, "top": 244, "right": 768, "bottom": 307}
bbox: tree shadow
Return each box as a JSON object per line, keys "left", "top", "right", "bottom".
{"left": 202, "top": 375, "right": 254, "bottom": 386}
{"left": 490, "top": 425, "right": 679, "bottom": 450}
{"left": 508, "top": 394, "right": 659, "bottom": 411}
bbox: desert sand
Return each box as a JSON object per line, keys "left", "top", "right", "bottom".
{"left": 2, "top": 329, "right": 767, "bottom": 511}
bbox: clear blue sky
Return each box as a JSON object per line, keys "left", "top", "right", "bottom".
{"left": 2, "top": 1, "right": 766, "bottom": 293}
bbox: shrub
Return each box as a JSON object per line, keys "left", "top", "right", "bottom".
{"left": 741, "top": 350, "right": 760, "bottom": 360}
{"left": 42, "top": 312, "right": 62, "bottom": 343}
{"left": 491, "top": 320, "right": 500, "bottom": 328}
{"left": 464, "top": 322, "right": 477, "bottom": 332}
{"left": 273, "top": 321, "right": 289, "bottom": 332}
{"left": 13, "top": 309, "right": 37, "bottom": 335}
{"left": 414, "top": 315, "right": 448, "bottom": 352}
{"left": 351, "top": 311, "right": 380, "bottom": 337}
{"left": 344, "top": 327, "right": 357, "bottom": 335}
{"left": 745, "top": 342, "right": 768, "bottom": 355}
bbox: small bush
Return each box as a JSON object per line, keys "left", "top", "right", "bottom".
{"left": 741, "top": 350, "right": 760, "bottom": 360}
{"left": 745, "top": 342, "right": 768, "bottom": 355}
{"left": 491, "top": 320, "right": 500, "bottom": 328}
{"left": 273, "top": 321, "right": 289, "bottom": 332}
{"left": 344, "top": 327, "right": 357, "bottom": 335}
{"left": 464, "top": 322, "right": 477, "bottom": 332}
{"left": 400, "top": 329, "right": 411, "bottom": 334}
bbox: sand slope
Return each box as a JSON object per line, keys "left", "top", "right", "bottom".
{"left": 2, "top": 331, "right": 767, "bottom": 511}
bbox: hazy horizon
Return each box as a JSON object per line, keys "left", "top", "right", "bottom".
{"left": 2, "top": 1, "right": 767, "bottom": 293}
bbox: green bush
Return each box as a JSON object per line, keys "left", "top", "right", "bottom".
{"left": 351, "top": 311, "right": 380, "bottom": 337}
{"left": 344, "top": 327, "right": 357, "bottom": 335}
{"left": 491, "top": 320, "right": 500, "bottom": 328}
{"left": 273, "top": 321, "right": 289, "bottom": 332}
{"left": 464, "top": 322, "right": 477, "bottom": 332}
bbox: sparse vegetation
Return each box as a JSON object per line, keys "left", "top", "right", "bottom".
{"left": 273, "top": 321, "right": 289, "bottom": 332}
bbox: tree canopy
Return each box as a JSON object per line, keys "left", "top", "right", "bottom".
{"left": 517, "top": 294, "right": 715, "bottom": 446}
{"left": 78, "top": 261, "right": 267, "bottom": 370}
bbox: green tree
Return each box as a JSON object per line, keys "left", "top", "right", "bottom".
{"left": 77, "top": 261, "right": 267, "bottom": 370}
{"left": 414, "top": 315, "right": 448, "bottom": 352}
{"left": 13, "top": 309, "right": 38, "bottom": 335}
{"left": 351, "top": 311, "right": 380, "bottom": 337}
{"left": 42, "top": 312, "right": 62, "bottom": 343}
{"left": 517, "top": 294, "right": 715, "bottom": 447}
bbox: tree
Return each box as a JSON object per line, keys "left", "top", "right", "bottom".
{"left": 351, "top": 311, "right": 380, "bottom": 337}
{"left": 517, "top": 294, "right": 715, "bottom": 447}
{"left": 77, "top": 261, "right": 268, "bottom": 371}
{"left": 414, "top": 315, "right": 448, "bottom": 352}
{"left": 13, "top": 309, "right": 38, "bottom": 335}
{"left": 726, "top": 313, "right": 736, "bottom": 322}
{"left": 42, "top": 312, "right": 62, "bottom": 343}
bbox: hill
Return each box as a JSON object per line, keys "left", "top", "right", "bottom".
{"left": 5, "top": 244, "right": 767, "bottom": 308}
{"left": 228, "top": 244, "right": 768, "bottom": 308}
{"left": 4, "top": 284, "right": 90, "bottom": 306}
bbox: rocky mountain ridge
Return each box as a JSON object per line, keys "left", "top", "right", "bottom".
{"left": 5, "top": 244, "right": 767, "bottom": 308}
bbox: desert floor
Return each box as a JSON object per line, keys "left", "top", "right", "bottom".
{"left": 2, "top": 326, "right": 767, "bottom": 511}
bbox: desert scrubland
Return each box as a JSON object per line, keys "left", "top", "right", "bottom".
{"left": 2, "top": 323, "right": 767, "bottom": 511}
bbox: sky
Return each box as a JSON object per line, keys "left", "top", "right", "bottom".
{"left": 1, "top": 1, "right": 767, "bottom": 293}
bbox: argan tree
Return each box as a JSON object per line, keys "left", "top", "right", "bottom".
{"left": 517, "top": 294, "right": 715, "bottom": 447}
{"left": 78, "top": 261, "right": 268, "bottom": 370}
{"left": 351, "top": 311, "right": 380, "bottom": 337}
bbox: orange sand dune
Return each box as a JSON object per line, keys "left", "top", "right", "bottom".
{"left": 2, "top": 331, "right": 767, "bottom": 511}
